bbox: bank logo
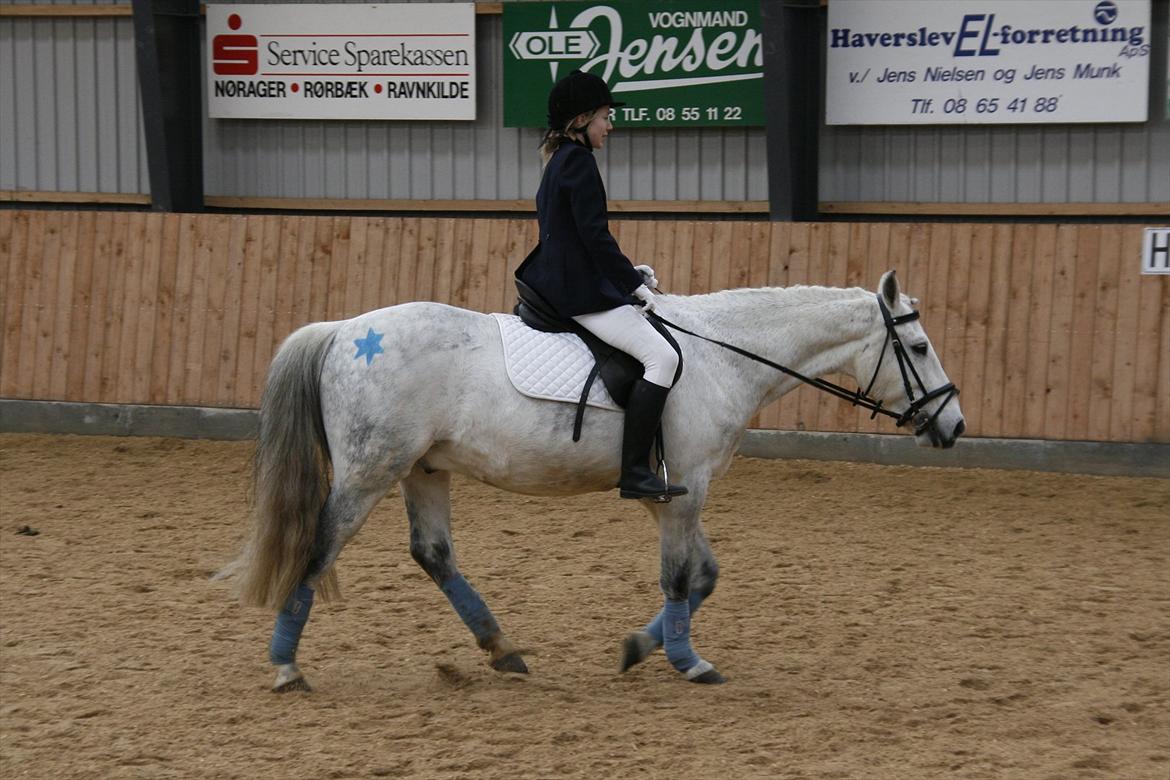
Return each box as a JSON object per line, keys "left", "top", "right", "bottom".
{"left": 212, "top": 13, "right": 258, "bottom": 76}
{"left": 1093, "top": 1, "right": 1119, "bottom": 24}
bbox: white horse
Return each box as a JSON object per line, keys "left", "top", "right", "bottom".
{"left": 222, "top": 270, "right": 964, "bottom": 691}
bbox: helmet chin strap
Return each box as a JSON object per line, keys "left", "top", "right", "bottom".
{"left": 567, "top": 125, "right": 593, "bottom": 148}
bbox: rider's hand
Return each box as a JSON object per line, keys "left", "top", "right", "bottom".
{"left": 632, "top": 284, "right": 656, "bottom": 314}
{"left": 633, "top": 265, "right": 659, "bottom": 290}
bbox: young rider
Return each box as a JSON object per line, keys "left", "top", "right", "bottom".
{"left": 515, "top": 70, "right": 686, "bottom": 501}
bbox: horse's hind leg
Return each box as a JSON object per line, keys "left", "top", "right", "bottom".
{"left": 269, "top": 481, "right": 387, "bottom": 693}
{"left": 402, "top": 465, "right": 527, "bottom": 674}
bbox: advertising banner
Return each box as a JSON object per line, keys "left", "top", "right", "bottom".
{"left": 1142, "top": 228, "right": 1170, "bottom": 275}
{"left": 826, "top": 0, "right": 1151, "bottom": 125}
{"left": 502, "top": 0, "right": 764, "bottom": 128}
{"left": 207, "top": 3, "right": 476, "bottom": 120}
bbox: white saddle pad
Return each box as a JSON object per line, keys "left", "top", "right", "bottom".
{"left": 491, "top": 313, "right": 620, "bottom": 411}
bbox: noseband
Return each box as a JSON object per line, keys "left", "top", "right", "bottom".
{"left": 651, "top": 294, "right": 958, "bottom": 435}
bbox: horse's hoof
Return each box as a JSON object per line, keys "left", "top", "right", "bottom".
{"left": 620, "top": 631, "right": 658, "bottom": 673}
{"left": 490, "top": 653, "right": 528, "bottom": 674}
{"left": 273, "top": 676, "right": 312, "bottom": 693}
{"left": 687, "top": 668, "right": 726, "bottom": 684}
{"left": 684, "top": 659, "right": 725, "bottom": 684}
{"left": 272, "top": 663, "right": 311, "bottom": 693}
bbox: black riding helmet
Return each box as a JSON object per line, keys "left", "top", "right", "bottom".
{"left": 547, "top": 70, "right": 625, "bottom": 130}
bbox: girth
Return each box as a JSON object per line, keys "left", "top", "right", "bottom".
{"left": 512, "top": 279, "right": 683, "bottom": 441}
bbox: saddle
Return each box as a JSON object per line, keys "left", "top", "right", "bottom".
{"left": 512, "top": 279, "right": 683, "bottom": 441}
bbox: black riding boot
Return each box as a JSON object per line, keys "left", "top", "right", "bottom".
{"left": 618, "top": 380, "right": 688, "bottom": 500}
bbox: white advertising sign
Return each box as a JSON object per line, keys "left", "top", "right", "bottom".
{"left": 1142, "top": 228, "right": 1170, "bottom": 274}
{"left": 207, "top": 4, "right": 476, "bottom": 120}
{"left": 826, "top": 0, "right": 1151, "bottom": 125}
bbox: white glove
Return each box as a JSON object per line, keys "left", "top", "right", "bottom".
{"left": 632, "top": 284, "right": 656, "bottom": 314}
{"left": 633, "top": 264, "right": 659, "bottom": 290}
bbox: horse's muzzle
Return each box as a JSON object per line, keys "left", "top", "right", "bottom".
{"left": 919, "top": 417, "right": 965, "bottom": 449}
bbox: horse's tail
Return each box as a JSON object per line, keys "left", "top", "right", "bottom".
{"left": 229, "top": 321, "right": 342, "bottom": 611}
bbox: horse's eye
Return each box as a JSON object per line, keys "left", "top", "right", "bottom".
{"left": 911, "top": 343, "right": 928, "bottom": 357}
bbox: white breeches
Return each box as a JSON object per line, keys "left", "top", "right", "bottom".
{"left": 572, "top": 305, "right": 679, "bottom": 388}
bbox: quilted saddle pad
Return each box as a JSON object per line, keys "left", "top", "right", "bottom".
{"left": 490, "top": 313, "right": 620, "bottom": 411}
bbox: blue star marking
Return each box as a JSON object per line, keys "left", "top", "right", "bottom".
{"left": 353, "top": 328, "right": 385, "bottom": 366}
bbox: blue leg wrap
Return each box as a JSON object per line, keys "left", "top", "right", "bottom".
{"left": 269, "top": 583, "right": 315, "bottom": 665}
{"left": 661, "top": 597, "right": 701, "bottom": 672}
{"left": 644, "top": 590, "right": 706, "bottom": 646}
{"left": 440, "top": 573, "right": 500, "bottom": 644}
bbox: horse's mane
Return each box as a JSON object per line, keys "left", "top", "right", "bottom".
{"left": 667, "top": 285, "right": 873, "bottom": 315}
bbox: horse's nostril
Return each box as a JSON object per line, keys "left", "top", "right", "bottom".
{"left": 954, "top": 419, "right": 966, "bottom": 438}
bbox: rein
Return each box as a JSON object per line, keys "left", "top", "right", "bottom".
{"left": 649, "top": 293, "right": 958, "bottom": 435}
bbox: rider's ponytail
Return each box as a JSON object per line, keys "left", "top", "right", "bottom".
{"left": 539, "top": 110, "right": 597, "bottom": 167}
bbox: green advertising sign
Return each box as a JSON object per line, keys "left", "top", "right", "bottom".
{"left": 503, "top": 1, "right": 764, "bottom": 128}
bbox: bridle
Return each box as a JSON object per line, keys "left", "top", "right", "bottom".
{"left": 649, "top": 293, "right": 959, "bottom": 436}
{"left": 866, "top": 294, "right": 959, "bottom": 434}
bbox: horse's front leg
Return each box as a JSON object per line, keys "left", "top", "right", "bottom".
{"left": 621, "top": 528, "right": 719, "bottom": 676}
{"left": 402, "top": 465, "right": 527, "bottom": 674}
{"left": 625, "top": 492, "right": 725, "bottom": 684}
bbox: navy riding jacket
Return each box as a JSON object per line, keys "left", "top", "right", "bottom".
{"left": 515, "top": 139, "right": 644, "bottom": 318}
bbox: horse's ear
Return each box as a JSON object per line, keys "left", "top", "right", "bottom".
{"left": 880, "top": 270, "right": 900, "bottom": 307}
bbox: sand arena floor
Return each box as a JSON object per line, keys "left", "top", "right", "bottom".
{"left": 0, "top": 433, "right": 1167, "bottom": 779}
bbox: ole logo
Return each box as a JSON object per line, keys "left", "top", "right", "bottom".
{"left": 212, "top": 14, "right": 258, "bottom": 75}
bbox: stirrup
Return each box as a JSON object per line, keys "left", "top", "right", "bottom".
{"left": 618, "top": 474, "right": 688, "bottom": 502}
{"left": 619, "top": 455, "right": 688, "bottom": 501}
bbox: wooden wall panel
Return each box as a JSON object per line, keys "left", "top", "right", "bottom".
{"left": 2, "top": 213, "right": 31, "bottom": 398}
{"left": 979, "top": 225, "right": 1012, "bottom": 438}
{"left": 178, "top": 214, "right": 210, "bottom": 404}
{"left": 938, "top": 224, "right": 970, "bottom": 408}
{"left": 111, "top": 212, "right": 144, "bottom": 403}
{"left": 1156, "top": 284, "right": 1170, "bottom": 442}
{"left": 0, "top": 212, "right": 12, "bottom": 327}
{"left": 14, "top": 211, "right": 46, "bottom": 399}
{"left": 98, "top": 213, "right": 130, "bottom": 403}
{"left": 0, "top": 211, "right": 16, "bottom": 381}
{"left": 1042, "top": 225, "right": 1080, "bottom": 441}
{"left": 325, "top": 217, "right": 352, "bottom": 323}
{"left": 1, "top": 210, "right": 1166, "bottom": 444}
{"left": 128, "top": 213, "right": 163, "bottom": 403}
{"left": 65, "top": 212, "right": 95, "bottom": 402}
{"left": 83, "top": 211, "right": 115, "bottom": 402}
{"left": 163, "top": 214, "right": 195, "bottom": 405}
{"left": 1133, "top": 271, "right": 1167, "bottom": 441}
{"left": 1067, "top": 226, "right": 1102, "bottom": 440}
{"left": 48, "top": 212, "right": 77, "bottom": 400}
{"left": 1088, "top": 225, "right": 1123, "bottom": 441}
{"left": 1020, "top": 224, "right": 1055, "bottom": 440}
{"left": 1001, "top": 225, "right": 1035, "bottom": 438}
{"left": 214, "top": 216, "right": 248, "bottom": 406}
{"left": 30, "top": 212, "right": 63, "bottom": 400}
{"left": 248, "top": 216, "right": 282, "bottom": 402}
{"left": 229, "top": 216, "right": 263, "bottom": 408}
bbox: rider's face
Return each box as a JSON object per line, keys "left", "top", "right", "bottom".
{"left": 577, "top": 107, "right": 613, "bottom": 150}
